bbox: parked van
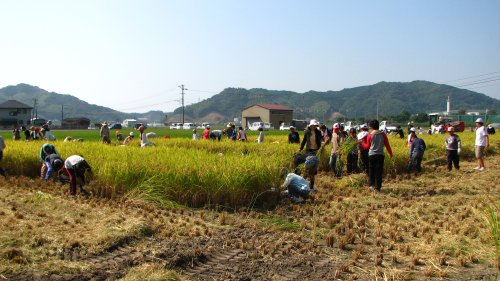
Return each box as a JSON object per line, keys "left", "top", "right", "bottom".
{"left": 248, "top": 122, "right": 272, "bottom": 131}
{"left": 183, "top": 123, "right": 197, "bottom": 130}
{"left": 169, "top": 123, "right": 182, "bottom": 129}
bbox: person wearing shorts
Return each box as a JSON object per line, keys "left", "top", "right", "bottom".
{"left": 474, "top": 118, "right": 489, "bottom": 172}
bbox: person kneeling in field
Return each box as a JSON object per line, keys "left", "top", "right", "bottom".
{"left": 64, "top": 155, "right": 93, "bottom": 196}
{"left": 281, "top": 170, "right": 311, "bottom": 204}
{"left": 40, "top": 143, "right": 59, "bottom": 179}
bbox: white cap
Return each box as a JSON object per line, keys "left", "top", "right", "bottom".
{"left": 409, "top": 127, "right": 416, "bottom": 132}
{"left": 447, "top": 127, "right": 455, "bottom": 132}
{"left": 475, "top": 118, "right": 484, "bottom": 123}
{"left": 333, "top": 123, "right": 340, "bottom": 129}
{"left": 309, "top": 119, "right": 320, "bottom": 126}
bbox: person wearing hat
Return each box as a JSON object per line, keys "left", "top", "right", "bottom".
{"left": 288, "top": 126, "right": 300, "bottom": 144}
{"left": 40, "top": 143, "right": 59, "bottom": 179}
{"left": 137, "top": 125, "right": 153, "bottom": 147}
{"left": 256, "top": 126, "right": 264, "bottom": 143}
{"left": 407, "top": 131, "right": 426, "bottom": 175}
{"left": 445, "top": 127, "right": 461, "bottom": 171}
{"left": 357, "top": 124, "right": 370, "bottom": 174}
{"left": 123, "top": 132, "right": 135, "bottom": 144}
{"left": 474, "top": 118, "right": 489, "bottom": 171}
{"left": 329, "top": 122, "right": 343, "bottom": 178}
{"left": 299, "top": 119, "right": 322, "bottom": 154}
{"left": 100, "top": 121, "right": 111, "bottom": 144}
{"left": 202, "top": 125, "right": 211, "bottom": 140}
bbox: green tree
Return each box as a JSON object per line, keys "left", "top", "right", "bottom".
{"left": 309, "top": 101, "right": 330, "bottom": 122}
{"left": 458, "top": 108, "right": 466, "bottom": 115}
{"left": 413, "top": 112, "right": 429, "bottom": 123}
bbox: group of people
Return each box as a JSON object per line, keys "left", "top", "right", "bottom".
{"left": 39, "top": 143, "right": 93, "bottom": 196}
{"left": 100, "top": 122, "right": 154, "bottom": 147}
{"left": 12, "top": 121, "right": 56, "bottom": 141}
{"left": 193, "top": 123, "right": 256, "bottom": 142}
{"left": 281, "top": 118, "right": 491, "bottom": 204}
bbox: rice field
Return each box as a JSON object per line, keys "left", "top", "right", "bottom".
{"left": 0, "top": 129, "right": 497, "bottom": 208}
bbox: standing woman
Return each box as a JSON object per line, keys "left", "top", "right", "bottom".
{"left": 256, "top": 127, "right": 264, "bottom": 143}
{"left": 361, "top": 120, "right": 393, "bottom": 192}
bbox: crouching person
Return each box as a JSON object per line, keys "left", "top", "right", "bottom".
{"left": 281, "top": 171, "right": 311, "bottom": 204}
{"left": 44, "top": 154, "right": 64, "bottom": 181}
{"left": 303, "top": 155, "right": 319, "bottom": 192}
{"left": 40, "top": 143, "right": 59, "bottom": 179}
{"left": 64, "top": 155, "right": 93, "bottom": 196}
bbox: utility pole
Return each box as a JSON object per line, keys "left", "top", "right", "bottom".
{"left": 179, "top": 84, "right": 188, "bottom": 124}
{"left": 376, "top": 101, "right": 379, "bottom": 120}
{"left": 32, "top": 98, "right": 37, "bottom": 121}
{"left": 61, "top": 104, "right": 64, "bottom": 122}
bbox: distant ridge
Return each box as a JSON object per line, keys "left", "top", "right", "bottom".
{"left": 175, "top": 81, "right": 500, "bottom": 121}
{"left": 1, "top": 81, "right": 498, "bottom": 124}
{"left": 0, "top": 84, "right": 165, "bottom": 123}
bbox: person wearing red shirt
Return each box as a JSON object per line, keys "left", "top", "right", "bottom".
{"left": 202, "top": 125, "right": 211, "bottom": 140}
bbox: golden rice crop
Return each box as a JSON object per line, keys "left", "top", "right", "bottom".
{"left": 1, "top": 131, "right": 496, "bottom": 207}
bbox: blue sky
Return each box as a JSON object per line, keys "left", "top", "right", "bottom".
{"left": 1, "top": 0, "right": 499, "bottom": 113}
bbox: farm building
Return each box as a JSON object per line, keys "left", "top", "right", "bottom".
{"left": 0, "top": 100, "right": 33, "bottom": 128}
{"left": 242, "top": 104, "right": 293, "bottom": 129}
{"left": 61, "top": 117, "right": 91, "bottom": 129}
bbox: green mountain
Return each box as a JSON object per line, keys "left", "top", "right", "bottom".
{"left": 176, "top": 81, "right": 500, "bottom": 121}
{"left": 2, "top": 81, "right": 498, "bottom": 125}
{"left": 0, "top": 84, "right": 166, "bottom": 123}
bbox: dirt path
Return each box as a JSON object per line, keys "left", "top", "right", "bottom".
{"left": 1, "top": 155, "right": 499, "bottom": 280}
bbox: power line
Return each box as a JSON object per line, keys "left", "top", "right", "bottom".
{"left": 454, "top": 77, "right": 500, "bottom": 87}
{"left": 441, "top": 70, "right": 500, "bottom": 83}
{"left": 464, "top": 82, "right": 500, "bottom": 90}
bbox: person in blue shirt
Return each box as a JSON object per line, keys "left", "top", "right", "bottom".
{"left": 406, "top": 133, "right": 426, "bottom": 175}
{"left": 281, "top": 172, "right": 310, "bottom": 204}
{"left": 40, "top": 143, "right": 59, "bottom": 179}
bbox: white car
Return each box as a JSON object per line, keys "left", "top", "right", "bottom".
{"left": 380, "top": 121, "right": 398, "bottom": 133}
{"left": 182, "top": 123, "right": 197, "bottom": 130}
{"left": 169, "top": 123, "right": 182, "bottom": 129}
{"left": 248, "top": 122, "right": 272, "bottom": 131}
{"left": 197, "top": 123, "right": 210, "bottom": 129}
{"left": 279, "top": 123, "right": 291, "bottom": 130}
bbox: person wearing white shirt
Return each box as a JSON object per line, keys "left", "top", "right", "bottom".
{"left": 474, "top": 118, "right": 489, "bottom": 172}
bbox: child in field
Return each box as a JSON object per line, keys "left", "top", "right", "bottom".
{"left": 202, "top": 125, "right": 210, "bottom": 140}
{"left": 407, "top": 133, "right": 426, "bottom": 175}
{"left": 288, "top": 126, "right": 300, "bottom": 144}
{"left": 237, "top": 126, "right": 247, "bottom": 141}
{"left": 445, "top": 127, "right": 461, "bottom": 171}
{"left": 40, "top": 143, "right": 59, "bottom": 179}
{"left": 44, "top": 154, "right": 64, "bottom": 181}
{"left": 192, "top": 129, "right": 200, "bottom": 140}
{"left": 361, "top": 119, "right": 393, "bottom": 192}
{"left": 64, "top": 155, "right": 93, "bottom": 196}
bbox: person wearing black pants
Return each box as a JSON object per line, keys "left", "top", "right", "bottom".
{"left": 64, "top": 155, "right": 93, "bottom": 196}
{"left": 369, "top": 154, "right": 385, "bottom": 190}
{"left": 361, "top": 120, "right": 393, "bottom": 192}
{"left": 445, "top": 127, "right": 461, "bottom": 171}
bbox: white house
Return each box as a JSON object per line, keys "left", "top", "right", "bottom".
{"left": 122, "top": 119, "right": 138, "bottom": 128}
